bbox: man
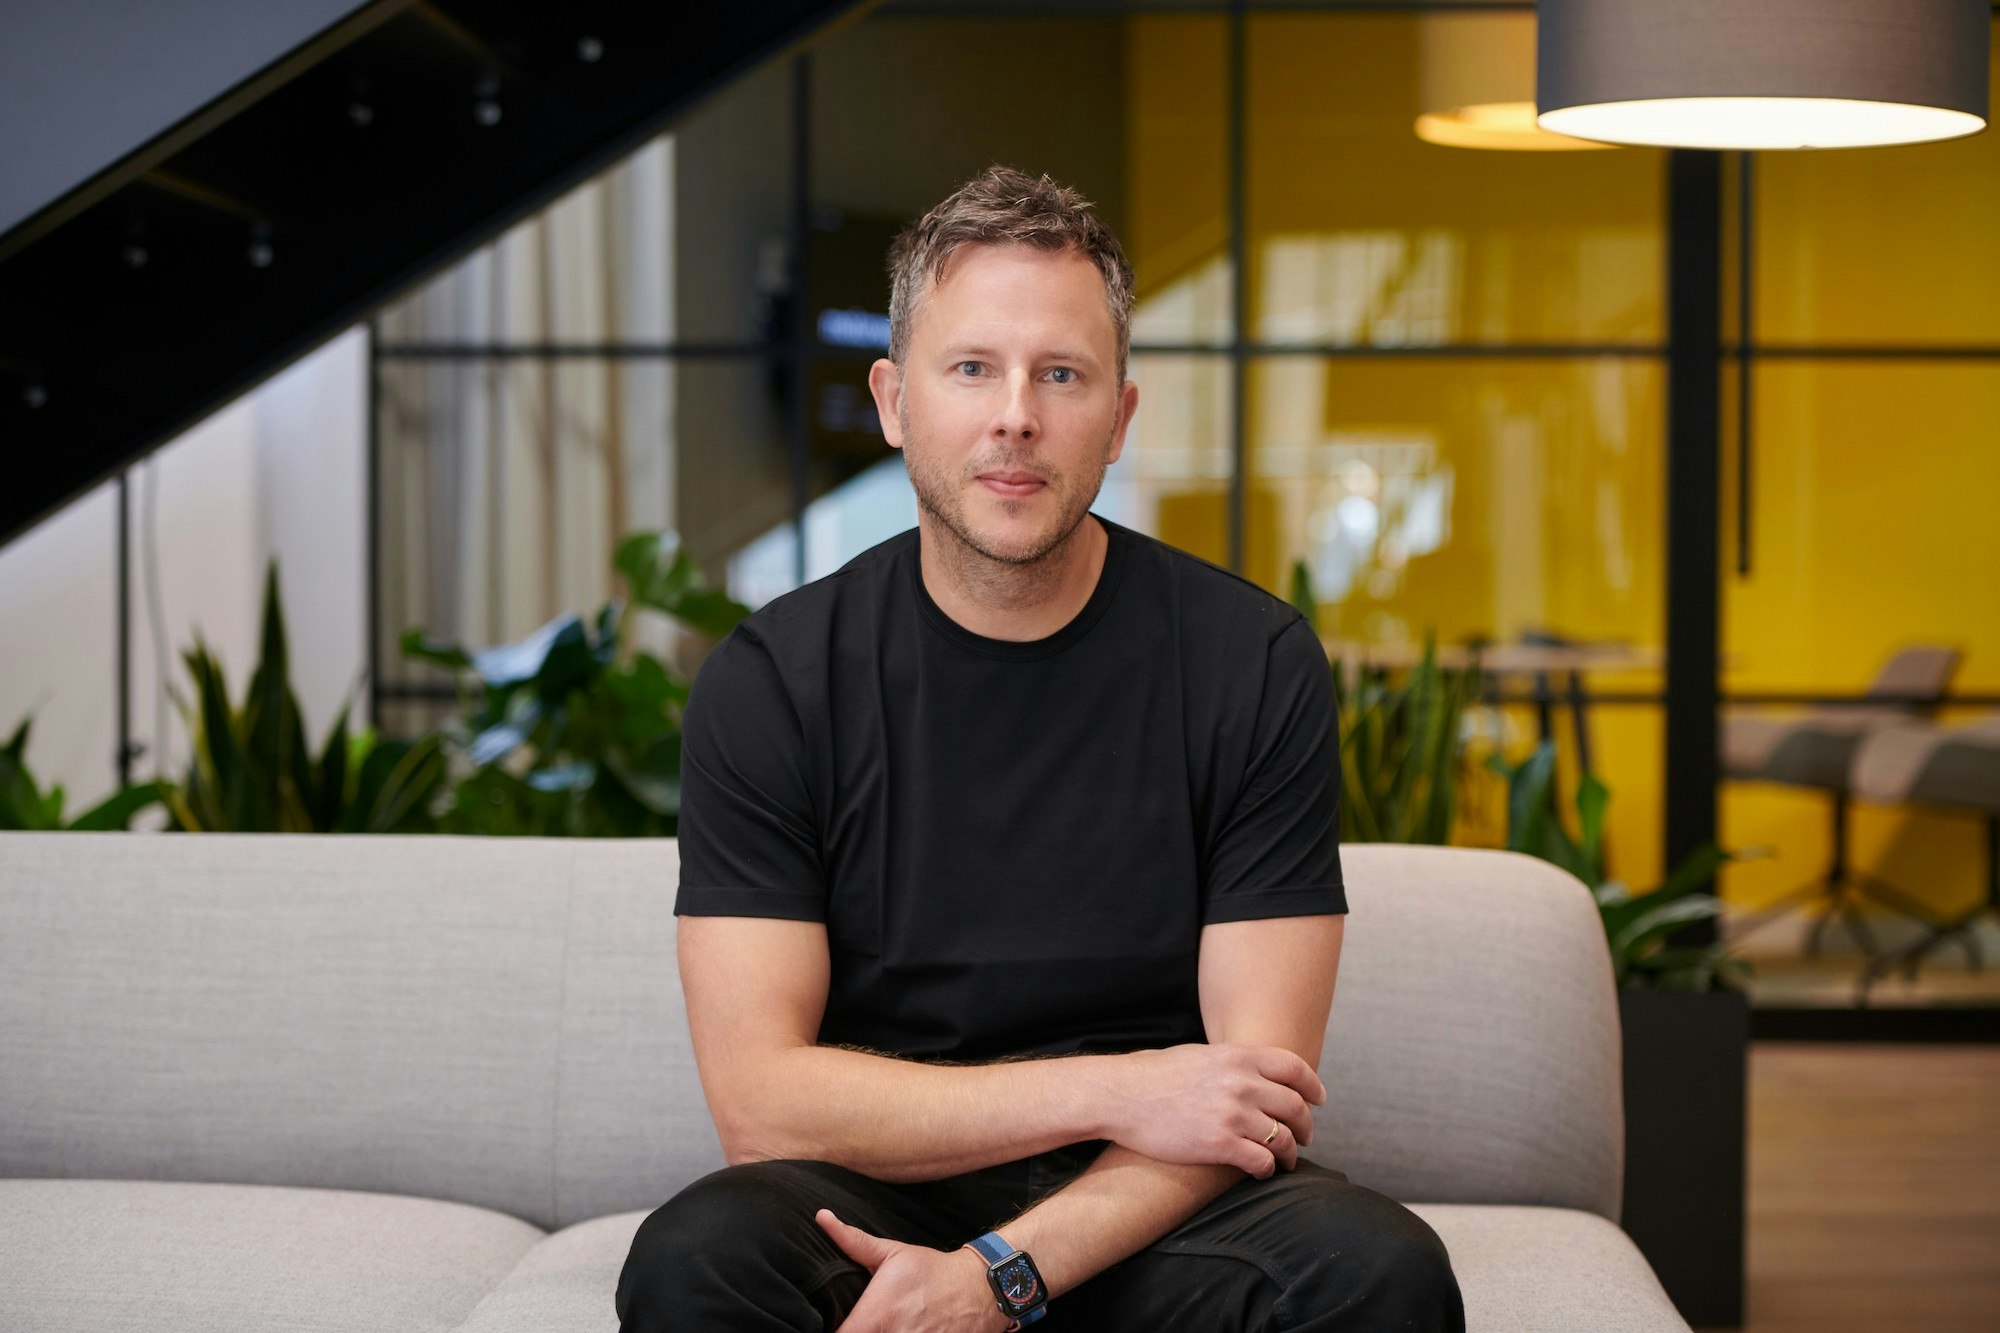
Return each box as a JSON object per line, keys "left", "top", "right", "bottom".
{"left": 616, "top": 165, "right": 1465, "bottom": 1331}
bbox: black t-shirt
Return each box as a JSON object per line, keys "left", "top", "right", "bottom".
{"left": 672, "top": 513, "right": 1346, "bottom": 1065}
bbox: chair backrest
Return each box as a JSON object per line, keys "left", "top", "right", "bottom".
{"left": 0, "top": 833, "right": 1623, "bottom": 1228}
{"left": 1864, "top": 645, "right": 1961, "bottom": 702}
{"left": 1853, "top": 715, "right": 2000, "bottom": 812}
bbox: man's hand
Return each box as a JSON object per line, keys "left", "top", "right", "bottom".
{"left": 814, "top": 1209, "right": 1010, "bottom": 1332}
{"left": 1097, "top": 1042, "right": 1327, "bottom": 1178}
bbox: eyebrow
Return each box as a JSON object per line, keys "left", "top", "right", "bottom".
{"left": 940, "top": 344, "right": 1099, "bottom": 365}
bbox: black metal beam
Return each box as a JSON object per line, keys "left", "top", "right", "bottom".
{"left": 1665, "top": 149, "right": 1725, "bottom": 914}
{"left": 115, "top": 471, "right": 132, "bottom": 790}
{"left": 1735, "top": 151, "right": 1755, "bottom": 578}
{"left": 1226, "top": 0, "right": 1248, "bottom": 575}
{"left": 366, "top": 322, "right": 383, "bottom": 735}
{"left": 789, "top": 56, "right": 814, "bottom": 592}
{"left": 1753, "top": 1006, "right": 2000, "bottom": 1043}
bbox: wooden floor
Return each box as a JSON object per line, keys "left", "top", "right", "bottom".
{"left": 1693, "top": 1043, "right": 2000, "bottom": 1332}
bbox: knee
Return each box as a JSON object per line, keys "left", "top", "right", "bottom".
{"left": 1279, "top": 1196, "right": 1462, "bottom": 1330}
{"left": 615, "top": 1162, "right": 824, "bottom": 1323}
{"left": 1365, "top": 1215, "right": 1460, "bottom": 1314}
{"left": 650, "top": 1160, "right": 816, "bottom": 1241}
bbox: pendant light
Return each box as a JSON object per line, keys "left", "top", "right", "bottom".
{"left": 1414, "top": 11, "right": 1614, "bottom": 151}
{"left": 1536, "top": 0, "right": 1990, "bottom": 151}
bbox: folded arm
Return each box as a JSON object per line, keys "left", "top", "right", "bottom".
{"left": 678, "top": 910, "right": 1339, "bottom": 1198}
{"left": 680, "top": 914, "right": 1129, "bottom": 1182}
{"left": 979, "top": 912, "right": 1344, "bottom": 1301}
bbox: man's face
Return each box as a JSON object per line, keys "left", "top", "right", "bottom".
{"left": 869, "top": 243, "right": 1139, "bottom": 566}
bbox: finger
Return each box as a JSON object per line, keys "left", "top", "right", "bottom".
{"left": 1251, "top": 1116, "right": 1297, "bottom": 1175}
{"left": 1253, "top": 1082, "right": 1316, "bottom": 1147}
{"left": 1229, "top": 1116, "right": 1282, "bottom": 1179}
{"left": 1255, "top": 1047, "right": 1327, "bottom": 1106}
{"left": 1274, "top": 1119, "right": 1300, "bottom": 1172}
{"left": 1238, "top": 1138, "right": 1279, "bottom": 1179}
{"left": 814, "top": 1209, "right": 891, "bottom": 1274}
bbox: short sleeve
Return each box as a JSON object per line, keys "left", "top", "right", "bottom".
{"left": 672, "top": 626, "right": 827, "bottom": 921}
{"left": 1201, "top": 614, "right": 1347, "bottom": 924}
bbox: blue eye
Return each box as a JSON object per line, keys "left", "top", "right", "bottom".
{"left": 1048, "top": 367, "right": 1075, "bottom": 384}
{"left": 957, "top": 361, "right": 983, "bottom": 376}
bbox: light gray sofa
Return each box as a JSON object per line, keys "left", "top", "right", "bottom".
{"left": 0, "top": 831, "right": 1689, "bottom": 1332}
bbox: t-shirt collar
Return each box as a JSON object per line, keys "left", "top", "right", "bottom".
{"left": 908, "top": 513, "right": 1129, "bottom": 661}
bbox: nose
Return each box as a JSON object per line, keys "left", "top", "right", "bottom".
{"left": 992, "top": 368, "right": 1039, "bottom": 443}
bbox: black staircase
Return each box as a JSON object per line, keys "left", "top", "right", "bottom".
{"left": 0, "top": 0, "right": 867, "bottom": 548}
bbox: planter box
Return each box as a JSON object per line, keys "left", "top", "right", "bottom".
{"left": 1619, "top": 987, "right": 1749, "bottom": 1328}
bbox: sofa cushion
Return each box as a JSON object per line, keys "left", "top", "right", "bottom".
{"left": 0, "top": 1179, "right": 544, "bottom": 1333}
{"left": 452, "top": 1204, "right": 1691, "bottom": 1333}
{"left": 1409, "top": 1203, "right": 1690, "bottom": 1331}
{"left": 454, "top": 1210, "right": 644, "bottom": 1333}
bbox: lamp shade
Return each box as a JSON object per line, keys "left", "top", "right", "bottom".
{"left": 1536, "top": 0, "right": 1990, "bottom": 150}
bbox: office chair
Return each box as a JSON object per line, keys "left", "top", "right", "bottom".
{"left": 1720, "top": 646, "right": 1961, "bottom": 962}
{"left": 1851, "top": 712, "right": 2000, "bottom": 985}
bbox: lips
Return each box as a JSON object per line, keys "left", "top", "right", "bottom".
{"left": 978, "top": 472, "right": 1046, "bottom": 497}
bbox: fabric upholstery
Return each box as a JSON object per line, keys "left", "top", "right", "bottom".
{"left": 1410, "top": 1204, "right": 1687, "bottom": 1332}
{"left": 456, "top": 1203, "right": 1692, "bottom": 1333}
{"left": 455, "top": 1211, "right": 640, "bottom": 1333}
{"left": 1322, "top": 845, "right": 1624, "bottom": 1222}
{"left": 549, "top": 839, "right": 727, "bottom": 1228}
{"left": 0, "top": 832, "right": 574, "bottom": 1228}
{"left": 0, "top": 1178, "right": 542, "bottom": 1333}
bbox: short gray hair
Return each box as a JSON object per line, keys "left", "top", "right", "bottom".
{"left": 886, "top": 164, "right": 1135, "bottom": 383}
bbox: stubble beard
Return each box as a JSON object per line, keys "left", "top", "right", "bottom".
{"left": 898, "top": 401, "right": 1113, "bottom": 576}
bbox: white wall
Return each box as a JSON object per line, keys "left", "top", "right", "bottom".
{"left": 0, "top": 326, "right": 368, "bottom": 822}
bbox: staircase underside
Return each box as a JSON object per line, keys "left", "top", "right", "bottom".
{"left": 0, "top": 0, "right": 864, "bottom": 547}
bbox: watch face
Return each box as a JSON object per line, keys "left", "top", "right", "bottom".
{"left": 997, "top": 1258, "right": 1041, "bottom": 1307}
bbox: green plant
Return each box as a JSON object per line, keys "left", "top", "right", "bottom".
{"left": 1290, "top": 559, "right": 1483, "bottom": 845}
{"left": 403, "top": 531, "right": 750, "bottom": 837}
{"left": 1331, "top": 636, "right": 1485, "bottom": 844}
{"left": 0, "top": 714, "right": 165, "bottom": 829}
{"left": 1487, "top": 739, "right": 1757, "bottom": 993}
{"left": 164, "top": 560, "right": 447, "bottom": 832}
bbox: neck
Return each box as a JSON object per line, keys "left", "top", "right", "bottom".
{"left": 917, "top": 512, "right": 1107, "bottom": 642}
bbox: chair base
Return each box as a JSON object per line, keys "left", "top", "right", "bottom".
{"left": 1725, "top": 872, "right": 1944, "bottom": 964}
{"left": 1859, "top": 815, "right": 2000, "bottom": 988}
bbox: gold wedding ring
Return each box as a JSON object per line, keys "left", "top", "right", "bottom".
{"left": 1263, "top": 1119, "right": 1279, "bottom": 1145}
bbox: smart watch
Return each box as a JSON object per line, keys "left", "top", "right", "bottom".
{"left": 965, "top": 1229, "right": 1048, "bottom": 1329}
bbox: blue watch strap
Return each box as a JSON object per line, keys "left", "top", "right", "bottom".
{"left": 968, "top": 1231, "right": 1015, "bottom": 1266}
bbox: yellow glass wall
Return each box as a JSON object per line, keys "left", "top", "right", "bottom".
{"left": 1750, "top": 34, "right": 2000, "bottom": 348}
{"left": 1241, "top": 355, "right": 1665, "bottom": 881}
{"left": 1231, "top": 11, "right": 1667, "bottom": 882}
{"left": 1124, "top": 16, "right": 1231, "bottom": 348}
{"left": 1101, "top": 354, "right": 1233, "bottom": 570}
{"left": 1717, "top": 24, "right": 2000, "bottom": 923}
{"left": 1721, "top": 363, "right": 2000, "bottom": 919}
{"left": 1245, "top": 13, "right": 1665, "bottom": 348}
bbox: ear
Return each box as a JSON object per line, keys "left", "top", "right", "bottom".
{"left": 1107, "top": 377, "right": 1139, "bottom": 468}
{"left": 868, "top": 358, "right": 906, "bottom": 450}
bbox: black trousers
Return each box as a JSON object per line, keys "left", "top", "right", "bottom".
{"left": 616, "top": 1140, "right": 1467, "bottom": 1331}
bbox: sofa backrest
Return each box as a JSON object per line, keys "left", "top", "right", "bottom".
{"left": 0, "top": 832, "right": 1621, "bottom": 1230}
